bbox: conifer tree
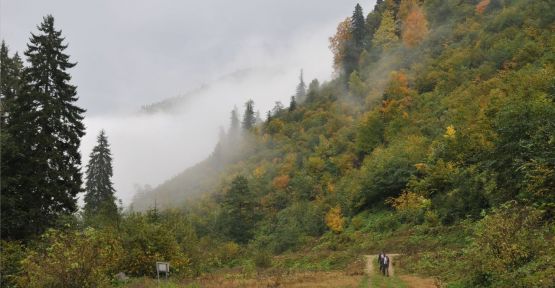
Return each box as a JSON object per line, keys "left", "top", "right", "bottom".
{"left": 84, "top": 130, "right": 117, "bottom": 220}
{"left": 351, "top": 4, "right": 367, "bottom": 51}
{"left": 289, "top": 96, "right": 297, "bottom": 112}
{"left": 230, "top": 106, "right": 240, "bottom": 135}
{"left": 0, "top": 42, "right": 26, "bottom": 239}
{"left": 295, "top": 69, "right": 306, "bottom": 100}
{"left": 242, "top": 100, "right": 256, "bottom": 130}
{"left": 343, "top": 4, "right": 367, "bottom": 77}
{"left": 3, "top": 16, "right": 85, "bottom": 239}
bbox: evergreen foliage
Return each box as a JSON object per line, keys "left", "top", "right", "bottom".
{"left": 241, "top": 100, "right": 256, "bottom": 130}
{"left": 229, "top": 106, "right": 240, "bottom": 135}
{"left": 295, "top": 69, "right": 306, "bottom": 100}
{"left": 84, "top": 130, "right": 118, "bottom": 222}
{"left": 0, "top": 42, "right": 25, "bottom": 240}
{"left": 221, "top": 175, "right": 257, "bottom": 244}
{"left": 289, "top": 96, "right": 297, "bottom": 112}
{"left": 1, "top": 15, "right": 85, "bottom": 240}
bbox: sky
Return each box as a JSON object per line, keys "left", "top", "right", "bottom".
{"left": 1, "top": 0, "right": 374, "bottom": 205}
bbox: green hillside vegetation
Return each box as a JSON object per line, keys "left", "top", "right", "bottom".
{"left": 1, "top": 0, "right": 554, "bottom": 287}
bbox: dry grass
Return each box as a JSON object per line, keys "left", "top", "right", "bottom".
{"left": 183, "top": 270, "right": 363, "bottom": 287}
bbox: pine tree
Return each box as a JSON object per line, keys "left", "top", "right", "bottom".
{"left": 295, "top": 69, "right": 306, "bottom": 100}
{"left": 19, "top": 15, "right": 85, "bottom": 237}
{"left": 242, "top": 100, "right": 256, "bottom": 130}
{"left": 0, "top": 42, "right": 26, "bottom": 240}
{"left": 84, "top": 130, "right": 118, "bottom": 220}
{"left": 351, "top": 4, "right": 367, "bottom": 51}
{"left": 230, "top": 106, "right": 240, "bottom": 134}
{"left": 289, "top": 96, "right": 297, "bottom": 112}
{"left": 343, "top": 4, "right": 367, "bottom": 77}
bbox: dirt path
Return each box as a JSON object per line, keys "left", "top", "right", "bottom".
{"left": 364, "top": 254, "right": 437, "bottom": 288}
{"left": 365, "top": 254, "right": 400, "bottom": 276}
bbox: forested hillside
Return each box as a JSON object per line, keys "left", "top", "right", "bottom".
{"left": 1, "top": 0, "right": 553, "bottom": 287}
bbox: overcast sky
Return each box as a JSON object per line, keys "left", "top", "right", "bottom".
{"left": 1, "top": 0, "right": 374, "bottom": 204}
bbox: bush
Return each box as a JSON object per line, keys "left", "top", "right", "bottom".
{"left": 16, "top": 228, "right": 122, "bottom": 288}
{"left": 0, "top": 240, "right": 25, "bottom": 288}
{"left": 119, "top": 213, "right": 191, "bottom": 277}
{"left": 464, "top": 202, "right": 555, "bottom": 287}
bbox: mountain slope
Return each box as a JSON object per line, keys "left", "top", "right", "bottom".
{"left": 130, "top": 0, "right": 554, "bottom": 285}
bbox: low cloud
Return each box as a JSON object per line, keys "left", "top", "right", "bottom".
{"left": 80, "top": 21, "right": 339, "bottom": 205}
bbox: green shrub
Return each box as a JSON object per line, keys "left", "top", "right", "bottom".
{"left": 464, "top": 202, "right": 554, "bottom": 287}
{"left": 16, "top": 228, "right": 122, "bottom": 288}
{"left": 0, "top": 240, "right": 25, "bottom": 288}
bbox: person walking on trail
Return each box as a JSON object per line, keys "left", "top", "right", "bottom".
{"left": 377, "top": 252, "right": 385, "bottom": 274}
{"left": 382, "top": 254, "right": 390, "bottom": 276}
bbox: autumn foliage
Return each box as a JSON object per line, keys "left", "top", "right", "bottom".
{"left": 476, "top": 0, "right": 491, "bottom": 14}
{"left": 402, "top": 5, "right": 429, "bottom": 47}
{"left": 272, "top": 175, "right": 290, "bottom": 190}
{"left": 329, "top": 17, "right": 352, "bottom": 73}
{"left": 325, "top": 206, "right": 344, "bottom": 233}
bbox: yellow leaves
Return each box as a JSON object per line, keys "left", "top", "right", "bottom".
{"left": 327, "top": 182, "right": 335, "bottom": 193}
{"left": 253, "top": 165, "right": 266, "bottom": 178}
{"left": 325, "top": 206, "right": 344, "bottom": 233}
{"left": 373, "top": 9, "right": 398, "bottom": 50}
{"left": 444, "top": 125, "right": 456, "bottom": 139}
{"left": 386, "top": 191, "right": 430, "bottom": 212}
{"left": 414, "top": 162, "right": 427, "bottom": 171}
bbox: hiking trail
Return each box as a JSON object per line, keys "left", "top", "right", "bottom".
{"left": 364, "top": 254, "right": 437, "bottom": 288}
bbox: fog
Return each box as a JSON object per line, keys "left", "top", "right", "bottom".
{"left": 1, "top": 0, "right": 374, "bottom": 205}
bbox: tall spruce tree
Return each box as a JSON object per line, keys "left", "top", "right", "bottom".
{"left": 0, "top": 42, "right": 26, "bottom": 239}
{"left": 295, "top": 69, "right": 306, "bottom": 100}
{"left": 242, "top": 99, "right": 256, "bottom": 130}
{"left": 351, "top": 4, "right": 367, "bottom": 50}
{"left": 344, "top": 4, "right": 367, "bottom": 77}
{"left": 18, "top": 15, "right": 85, "bottom": 238}
{"left": 84, "top": 130, "right": 117, "bottom": 219}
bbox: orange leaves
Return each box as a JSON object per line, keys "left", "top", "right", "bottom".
{"left": 476, "top": 0, "right": 490, "bottom": 14}
{"left": 272, "top": 175, "right": 290, "bottom": 190}
{"left": 325, "top": 206, "right": 344, "bottom": 233}
{"left": 383, "top": 71, "right": 412, "bottom": 101}
{"left": 329, "top": 17, "right": 352, "bottom": 72}
{"left": 402, "top": 4, "right": 429, "bottom": 47}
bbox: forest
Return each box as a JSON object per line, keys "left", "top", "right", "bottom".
{"left": 1, "top": 0, "right": 554, "bottom": 287}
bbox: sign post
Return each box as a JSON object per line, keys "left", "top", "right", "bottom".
{"left": 156, "top": 261, "right": 170, "bottom": 283}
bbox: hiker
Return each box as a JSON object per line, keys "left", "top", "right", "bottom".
{"left": 382, "top": 254, "right": 390, "bottom": 276}
{"left": 377, "top": 251, "right": 385, "bottom": 274}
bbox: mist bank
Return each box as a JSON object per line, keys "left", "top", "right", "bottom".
{"left": 79, "top": 20, "right": 342, "bottom": 205}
